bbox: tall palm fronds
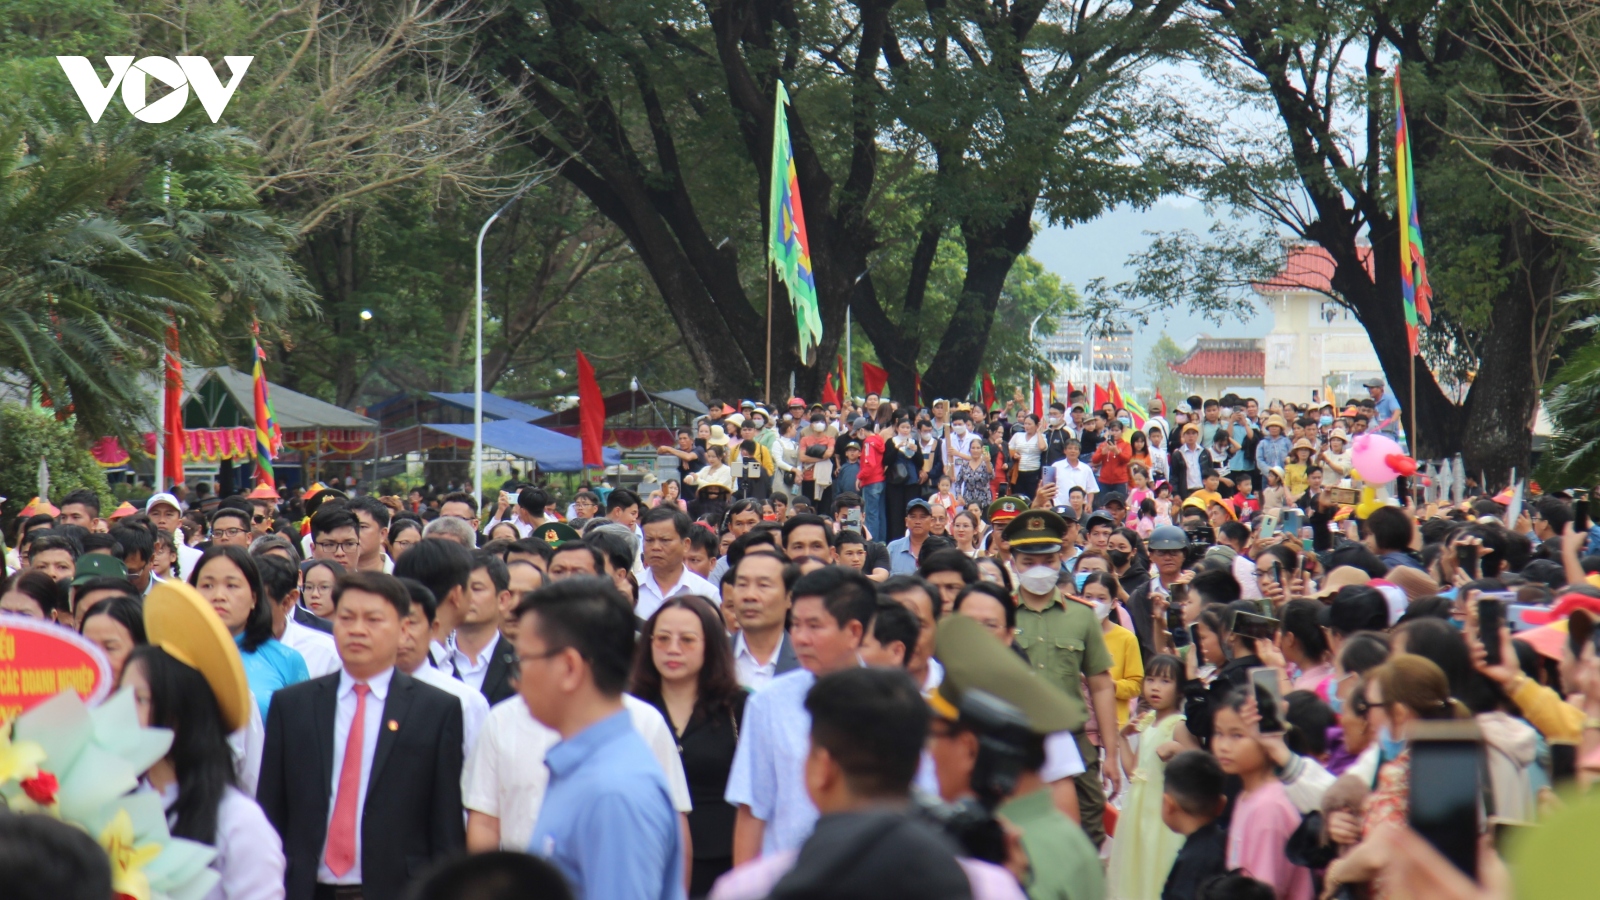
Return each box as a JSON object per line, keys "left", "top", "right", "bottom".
{"left": 0, "top": 120, "right": 211, "bottom": 440}
{"left": 0, "top": 109, "right": 316, "bottom": 441}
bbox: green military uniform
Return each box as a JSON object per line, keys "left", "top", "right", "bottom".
{"left": 1004, "top": 509, "right": 1116, "bottom": 847}
{"left": 998, "top": 788, "right": 1105, "bottom": 900}
{"left": 933, "top": 615, "right": 1106, "bottom": 900}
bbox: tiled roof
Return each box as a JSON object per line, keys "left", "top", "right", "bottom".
{"left": 1254, "top": 243, "right": 1375, "bottom": 293}
{"left": 1169, "top": 349, "right": 1264, "bottom": 378}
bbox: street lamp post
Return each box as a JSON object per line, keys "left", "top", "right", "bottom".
{"left": 474, "top": 179, "right": 543, "bottom": 505}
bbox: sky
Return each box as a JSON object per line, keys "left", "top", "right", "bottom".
{"left": 1029, "top": 197, "right": 1276, "bottom": 393}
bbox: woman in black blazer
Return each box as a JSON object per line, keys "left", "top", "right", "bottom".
{"left": 630, "top": 595, "right": 748, "bottom": 897}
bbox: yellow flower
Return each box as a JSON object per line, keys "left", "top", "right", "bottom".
{"left": 0, "top": 728, "right": 47, "bottom": 785}
{"left": 100, "top": 809, "right": 161, "bottom": 900}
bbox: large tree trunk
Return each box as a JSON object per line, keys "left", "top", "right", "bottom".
{"left": 921, "top": 205, "right": 1036, "bottom": 402}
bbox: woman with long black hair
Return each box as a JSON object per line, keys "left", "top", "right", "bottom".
{"left": 131, "top": 582, "right": 285, "bottom": 900}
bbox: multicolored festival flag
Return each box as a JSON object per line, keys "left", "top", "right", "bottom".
{"left": 768, "top": 80, "right": 823, "bottom": 360}
{"left": 251, "top": 329, "right": 280, "bottom": 488}
{"left": 1395, "top": 71, "right": 1434, "bottom": 356}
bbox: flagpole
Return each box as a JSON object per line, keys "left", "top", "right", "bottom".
{"left": 1409, "top": 356, "right": 1418, "bottom": 457}
{"left": 766, "top": 265, "right": 774, "bottom": 409}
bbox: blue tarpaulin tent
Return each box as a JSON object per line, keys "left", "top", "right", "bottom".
{"left": 427, "top": 392, "right": 553, "bottom": 423}
{"left": 429, "top": 419, "right": 620, "bottom": 473}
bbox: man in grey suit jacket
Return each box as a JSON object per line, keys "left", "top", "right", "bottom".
{"left": 258, "top": 572, "right": 465, "bottom": 900}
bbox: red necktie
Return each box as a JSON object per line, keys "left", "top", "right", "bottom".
{"left": 324, "top": 683, "right": 369, "bottom": 877}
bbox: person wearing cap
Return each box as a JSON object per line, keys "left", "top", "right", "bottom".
{"left": 1364, "top": 378, "right": 1401, "bottom": 439}
{"left": 926, "top": 615, "right": 1103, "bottom": 898}
{"left": 1318, "top": 429, "right": 1352, "bottom": 484}
{"left": 1003, "top": 509, "right": 1121, "bottom": 847}
{"left": 1125, "top": 525, "right": 1189, "bottom": 661}
{"left": 1167, "top": 423, "right": 1212, "bottom": 501}
{"left": 887, "top": 498, "right": 938, "bottom": 575}
{"left": 1253, "top": 414, "right": 1291, "bottom": 476}
{"left": 149, "top": 491, "right": 205, "bottom": 580}
{"left": 132, "top": 580, "right": 286, "bottom": 900}
{"left": 68, "top": 554, "right": 135, "bottom": 628}
{"left": 258, "top": 571, "right": 467, "bottom": 900}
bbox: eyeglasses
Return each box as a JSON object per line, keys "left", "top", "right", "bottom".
{"left": 213, "top": 527, "right": 249, "bottom": 540}
{"left": 315, "top": 540, "right": 360, "bottom": 554}
{"left": 252, "top": 514, "right": 269, "bottom": 524}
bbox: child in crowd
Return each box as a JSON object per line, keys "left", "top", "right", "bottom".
{"left": 1109, "top": 654, "right": 1197, "bottom": 899}
{"left": 1127, "top": 465, "right": 1155, "bottom": 514}
{"left": 932, "top": 475, "right": 961, "bottom": 521}
{"left": 1212, "top": 690, "right": 1313, "bottom": 900}
{"left": 1159, "top": 750, "right": 1229, "bottom": 900}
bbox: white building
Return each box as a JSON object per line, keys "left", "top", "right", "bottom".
{"left": 1039, "top": 318, "right": 1133, "bottom": 392}
{"left": 1165, "top": 243, "right": 1384, "bottom": 405}
{"left": 1254, "top": 243, "right": 1384, "bottom": 404}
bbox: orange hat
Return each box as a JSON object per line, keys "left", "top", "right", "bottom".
{"left": 247, "top": 483, "right": 281, "bottom": 501}
{"left": 18, "top": 497, "right": 60, "bottom": 517}
{"left": 108, "top": 501, "right": 139, "bottom": 520}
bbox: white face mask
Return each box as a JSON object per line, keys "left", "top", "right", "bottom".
{"left": 1019, "top": 565, "right": 1059, "bottom": 595}
{"left": 953, "top": 425, "right": 968, "bottom": 437}
{"left": 1093, "top": 599, "right": 1113, "bottom": 621}
{"left": 1047, "top": 415, "right": 1062, "bottom": 425}
{"left": 812, "top": 422, "right": 826, "bottom": 432}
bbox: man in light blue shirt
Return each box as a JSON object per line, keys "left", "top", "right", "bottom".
{"left": 519, "top": 577, "right": 684, "bottom": 900}
{"left": 1366, "top": 378, "right": 1403, "bottom": 439}
{"left": 886, "top": 499, "right": 936, "bottom": 574}
{"left": 725, "top": 566, "right": 878, "bottom": 860}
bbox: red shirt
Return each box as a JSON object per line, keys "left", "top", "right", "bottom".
{"left": 1093, "top": 439, "right": 1133, "bottom": 485}
{"left": 857, "top": 433, "right": 886, "bottom": 487}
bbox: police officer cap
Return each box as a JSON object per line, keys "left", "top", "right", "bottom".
{"left": 1002, "top": 509, "right": 1068, "bottom": 554}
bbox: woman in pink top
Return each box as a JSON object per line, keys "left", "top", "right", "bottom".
{"left": 1212, "top": 689, "right": 1313, "bottom": 900}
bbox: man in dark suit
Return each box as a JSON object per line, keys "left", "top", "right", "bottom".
{"left": 445, "top": 553, "right": 519, "bottom": 705}
{"left": 259, "top": 571, "right": 466, "bottom": 900}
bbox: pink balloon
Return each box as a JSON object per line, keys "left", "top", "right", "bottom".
{"left": 1351, "top": 433, "right": 1405, "bottom": 483}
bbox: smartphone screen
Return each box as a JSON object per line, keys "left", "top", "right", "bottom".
{"left": 1551, "top": 742, "right": 1577, "bottom": 785}
{"left": 1477, "top": 598, "right": 1504, "bottom": 666}
{"left": 1167, "top": 597, "right": 1185, "bottom": 632}
{"left": 1258, "top": 513, "right": 1279, "bottom": 536}
{"left": 1457, "top": 545, "right": 1479, "bottom": 578}
{"left": 1409, "top": 728, "right": 1483, "bottom": 881}
{"left": 1041, "top": 465, "right": 1057, "bottom": 486}
{"left": 1577, "top": 499, "right": 1591, "bottom": 533}
{"left": 1250, "top": 667, "right": 1284, "bottom": 733}
{"left": 1232, "top": 610, "right": 1280, "bottom": 642}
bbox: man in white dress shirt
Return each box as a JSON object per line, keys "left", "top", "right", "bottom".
{"left": 729, "top": 551, "right": 800, "bottom": 691}
{"left": 347, "top": 496, "right": 396, "bottom": 573}
{"left": 393, "top": 537, "right": 473, "bottom": 670}
{"left": 256, "top": 553, "right": 342, "bottom": 678}
{"left": 396, "top": 577, "right": 488, "bottom": 756}
{"left": 1048, "top": 439, "right": 1100, "bottom": 508}
{"left": 636, "top": 507, "right": 719, "bottom": 621}
{"left": 461, "top": 692, "right": 694, "bottom": 853}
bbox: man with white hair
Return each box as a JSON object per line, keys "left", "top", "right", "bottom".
{"left": 424, "top": 515, "right": 479, "bottom": 548}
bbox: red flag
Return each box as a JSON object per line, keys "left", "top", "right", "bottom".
{"left": 1032, "top": 377, "right": 1043, "bottom": 419}
{"left": 1153, "top": 390, "right": 1167, "bottom": 418}
{"left": 981, "top": 372, "right": 996, "bottom": 410}
{"left": 861, "top": 362, "right": 889, "bottom": 396}
{"left": 821, "top": 373, "right": 839, "bottom": 406}
{"left": 1108, "top": 376, "right": 1125, "bottom": 411}
{"left": 163, "top": 319, "right": 185, "bottom": 487}
{"left": 1066, "top": 381, "right": 1076, "bottom": 404}
{"left": 837, "top": 355, "right": 848, "bottom": 399}
{"left": 576, "top": 350, "right": 604, "bottom": 468}
{"left": 1092, "top": 383, "right": 1110, "bottom": 410}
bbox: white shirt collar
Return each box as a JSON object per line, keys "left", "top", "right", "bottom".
{"left": 339, "top": 666, "right": 395, "bottom": 700}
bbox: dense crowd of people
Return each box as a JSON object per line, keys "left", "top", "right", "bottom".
{"left": 6, "top": 382, "right": 1600, "bottom": 900}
